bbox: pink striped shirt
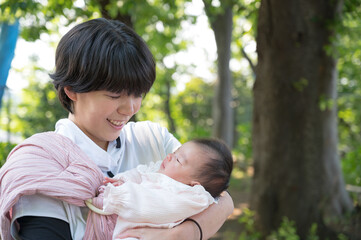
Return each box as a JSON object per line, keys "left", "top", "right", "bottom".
{"left": 0, "top": 132, "right": 117, "bottom": 240}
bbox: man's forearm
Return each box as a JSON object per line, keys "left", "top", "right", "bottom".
{"left": 192, "top": 191, "right": 234, "bottom": 239}
{"left": 174, "top": 191, "right": 234, "bottom": 240}
{"left": 17, "top": 216, "right": 72, "bottom": 240}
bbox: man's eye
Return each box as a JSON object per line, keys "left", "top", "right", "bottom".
{"left": 108, "top": 95, "right": 120, "bottom": 99}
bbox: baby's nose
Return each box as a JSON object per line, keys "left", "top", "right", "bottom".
{"left": 167, "top": 153, "right": 173, "bottom": 162}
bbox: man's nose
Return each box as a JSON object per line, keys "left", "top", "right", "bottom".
{"left": 117, "top": 98, "right": 135, "bottom": 116}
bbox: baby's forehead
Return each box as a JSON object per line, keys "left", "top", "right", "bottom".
{"left": 177, "top": 141, "right": 200, "bottom": 153}
{"left": 179, "top": 141, "right": 214, "bottom": 161}
{"left": 182, "top": 141, "right": 211, "bottom": 153}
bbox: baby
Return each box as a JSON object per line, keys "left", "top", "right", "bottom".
{"left": 88, "top": 138, "right": 233, "bottom": 240}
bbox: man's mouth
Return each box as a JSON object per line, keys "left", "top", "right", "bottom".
{"left": 107, "top": 119, "right": 124, "bottom": 126}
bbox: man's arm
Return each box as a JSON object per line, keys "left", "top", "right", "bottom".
{"left": 117, "top": 191, "right": 234, "bottom": 240}
{"left": 175, "top": 191, "right": 234, "bottom": 240}
{"left": 17, "top": 216, "right": 72, "bottom": 240}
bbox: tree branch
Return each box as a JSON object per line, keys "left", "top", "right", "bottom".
{"left": 241, "top": 47, "right": 256, "bottom": 77}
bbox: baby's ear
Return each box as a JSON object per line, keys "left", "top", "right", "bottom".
{"left": 190, "top": 180, "right": 201, "bottom": 186}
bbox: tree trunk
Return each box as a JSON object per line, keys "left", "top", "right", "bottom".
{"left": 98, "top": 0, "right": 133, "bottom": 28}
{"left": 203, "top": 2, "right": 234, "bottom": 147}
{"left": 251, "top": 0, "right": 353, "bottom": 239}
{"left": 165, "top": 79, "right": 176, "bottom": 133}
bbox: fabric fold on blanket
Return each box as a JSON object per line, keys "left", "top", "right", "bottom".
{"left": 0, "top": 132, "right": 117, "bottom": 240}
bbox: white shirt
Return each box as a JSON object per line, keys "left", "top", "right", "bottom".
{"left": 11, "top": 119, "right": 181, "bottom": 240}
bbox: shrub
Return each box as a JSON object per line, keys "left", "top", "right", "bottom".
{"left": 0, "top": 142, "right": 16, "bottom": 167}
{"left": 238, "top": 209, "right": 349, "bottom": 240}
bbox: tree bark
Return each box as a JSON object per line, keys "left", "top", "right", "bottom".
{"left": 251, "top": 0, "right": 353, "bottom": 239}
{"left": 165, "top": 79, "right": 176, "bottom": 133}
{"left": 203, "top": 2, "right": 234, "bottom": 147}
{"left": 98, "top": 0, "right": 133, "bottom": 28}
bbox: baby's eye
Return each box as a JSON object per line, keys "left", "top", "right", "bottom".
{"left": 176, "top": 159, "right": 182, "bottom": 165}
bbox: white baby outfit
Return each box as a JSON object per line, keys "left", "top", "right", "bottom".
{"left": 102, "top": 161, "right": 215, "bottom": 239}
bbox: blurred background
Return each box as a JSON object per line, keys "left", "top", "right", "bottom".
{"left": 0, "top": 0, "right": 360, "bottom": 239}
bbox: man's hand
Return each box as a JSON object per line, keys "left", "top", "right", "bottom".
{"left": 103, "top": 177, "right": 124, "bottom": 186}
{"left": 116, "top": 222, "right": 198, "bottom": 240}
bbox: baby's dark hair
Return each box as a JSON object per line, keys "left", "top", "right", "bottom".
{"left": 191, "top": 138, "right": 233, "bottom": 198}
{"left": 50, "top": 18, "right": 156, "bottom": 113}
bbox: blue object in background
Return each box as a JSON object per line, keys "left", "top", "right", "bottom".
{"left": 0, "top": 20, "right": 20, "bottom": 110}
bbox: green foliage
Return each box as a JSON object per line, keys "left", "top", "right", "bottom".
{"left": 0, "top": 142, "right": 16, "bottom": 167}
{"left": 137, "top": 66, "right": 178, "bottom": 132}
{"left": 342, "top": 146, "right": 361, "bottom": 186}
{"left": 230, "top": 0, "right": 258, "bottom": 156}
{"left": 319, "top": 95, "right": 335, "bottom": 112}
{"left": 293, "top": 78, "right": 309, "bottom": 92}
{"left": 233, "top": 73, "right": 253, "bottom": 162}
{"left": 237, "top": 209, "right": 350, "bottom": 240}
{"left": 0, "top": 0, "right": 95, "bottom": 41}
{"left": 171, "top": 78, "right": 214, "bottom": 143}
{"left": 267, "top": 217, "right": 300, "bottom": 240}
{"left": 136, "top": 91, "right": 169, "bottom": 127}
{"left": 238, "top": 208, "right": 261, "bottom": 240}
{"left": 10, "top": 79, "right": 68, "bottom": 138}
{"left": 306, "top": 224, "right": 319, "bottom": 240}
{"left": 337, "top": 0, "right": 361, "bottom": 188}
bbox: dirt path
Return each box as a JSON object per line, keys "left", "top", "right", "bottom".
{"left": 210, "top": 168, "right": 251, "bottom": 240}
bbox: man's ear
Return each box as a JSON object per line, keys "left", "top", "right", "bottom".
{"left": 64, "top": 86, "right": 77, "bottom": 101}
{"left": 190, "top": 180, "right": 201, "bottom": 186}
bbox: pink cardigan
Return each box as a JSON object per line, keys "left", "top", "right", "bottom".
{"left": 0, "top": 132, "right": 117, "bottom": 240}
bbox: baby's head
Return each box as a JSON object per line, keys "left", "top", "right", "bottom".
{"left": 158, "top": 138, "right": 233, "bottom": 198}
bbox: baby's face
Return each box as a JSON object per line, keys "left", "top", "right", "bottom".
{"left": 158, "top": 141, "right": 206, "bottom": 185}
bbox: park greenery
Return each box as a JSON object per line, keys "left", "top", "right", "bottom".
{"left": 1, "top": 0, "right": 361, "bottom": 239}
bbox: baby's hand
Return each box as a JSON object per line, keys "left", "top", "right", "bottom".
{"left": 103, "top": 177, "right": 124, "bottom": 186}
